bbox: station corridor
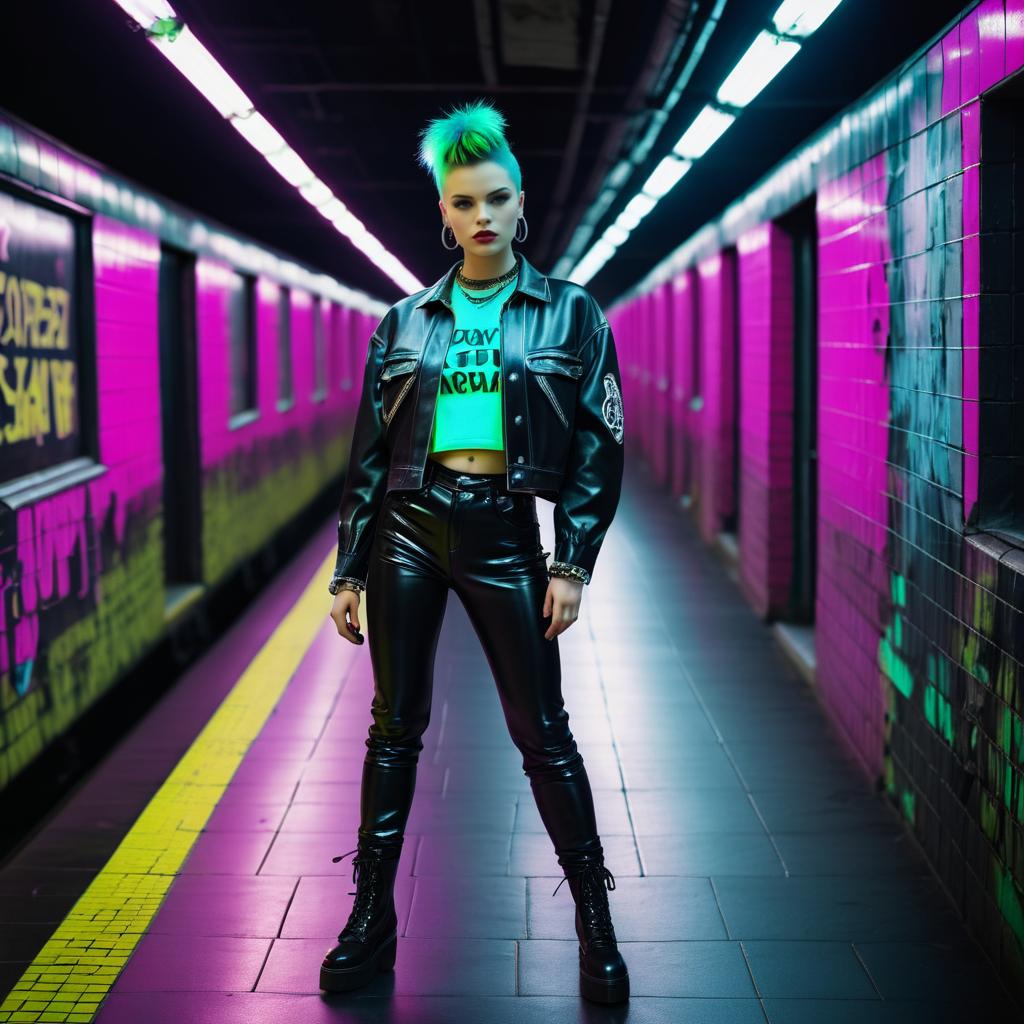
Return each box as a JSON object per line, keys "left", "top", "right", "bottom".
{"left": 0, "top": 458, "right": 1018, "bottom": 1024}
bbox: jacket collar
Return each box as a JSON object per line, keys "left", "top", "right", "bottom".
{"left": 413, "top": 250, "right": 551, "bottom": 309}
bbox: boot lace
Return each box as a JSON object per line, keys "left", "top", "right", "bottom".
{"left": 332, "top": 847, "right": 384, "bottom": 939}
{"left": 551, "top": 862, "right": 617, "bottom": 946}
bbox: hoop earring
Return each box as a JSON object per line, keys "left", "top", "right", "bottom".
{"left": 514, "top": 216, "right": 528, "bottom": 242}
{"left": 441, "top": 223, "right": 459, "bottom": 250}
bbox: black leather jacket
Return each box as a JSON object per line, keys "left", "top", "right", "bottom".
{"left": 332, "top": 251, "right": 624, "bottom": 587}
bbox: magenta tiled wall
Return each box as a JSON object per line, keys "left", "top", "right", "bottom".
{"left": 815, "top": 153, "right": 892, "bottom": 779}
{"left": 735, "top": 222, "right": 793, "bottom": 619}
{"left": 669, "top": 270, "right": 696, "bottom": 501}
{"left": 651, "top": 280, "right": 673, "bottom": 490}
{"left": 636, "top": 293, "right": 655, "bottom": 465}
{"left": 695, "top": 250, "right": 737, "bottom": 543}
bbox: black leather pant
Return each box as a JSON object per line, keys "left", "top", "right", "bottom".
{"left": 358, "top": 456, "right": 604, "bottom": 872}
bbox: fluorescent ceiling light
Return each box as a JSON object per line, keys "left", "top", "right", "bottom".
{"left": 263, "top": 146, "right": 315, "bottom": 188}
{"left": 298, "top": 179, "right": 334, "bottom": 207}
{"left": 615, "top": 208, "right": 643, "bottom": 232}
{"left": 772, "top": 0, "right": 845, "bottom": 39}
{"left": 110, "top": 0, "right": 176, "bottom": 22}
{"left": 318, "top": 198, "right": 348, "bottom": 221}
{"left": 623, "top": 193, "right": 657, "bottom": 221}
{"left": 602, "top": 224, "right": 630, "bottom": 247}
{"left": 110, "top": 0, "right": 424, "bottom": 295}
{"left": 229, "top": 111, "right": 286, "bottom": 155}
{"left": 716, "top": 30, "right": 801, "bottom": 108}
{"left": 568, "top": 0, "right": 840, "bottom": 285}
{"left": 672, "top": 105, "right": 736, "bottom": 159}
{"left": 149, "top": 25, "right": 254, "bottom": 118}
{"left": 641, "top": 156, "right": 692, "bottom": 199}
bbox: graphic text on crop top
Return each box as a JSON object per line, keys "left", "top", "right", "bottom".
{"left": 428, "top": 273, "right": 518, "bottom": 454}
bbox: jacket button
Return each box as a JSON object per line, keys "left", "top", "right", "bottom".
{"left": 514, "top": 414, "right": 523, "bottom": 425}
{"left": 509, "top": 372, "right": 518, "bottom": 382}
{"left": 512, "top": 471, "right": 522, "bottom": 482}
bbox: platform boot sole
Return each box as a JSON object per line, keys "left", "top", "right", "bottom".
{"left": 319, "top": 932, "right": 397, "bottom": 992}
{"left": 579, "top": 961, "right": 630, "bottom": 1004}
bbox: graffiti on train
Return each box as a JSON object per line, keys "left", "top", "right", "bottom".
{"left": 0, "top": 271, "right": 77, "bottom": 445}
{"left": 1, "top": 488, "right": 89, "bottom": 696}
{"left": 0, "top": 190, "right": 82, "bottom": 482}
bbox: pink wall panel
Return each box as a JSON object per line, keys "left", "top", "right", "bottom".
{"left": 815, "top": 152, "right": 892, "bottom": 778}
{"left": 695, "top": 250, "right": 737, "bottom": 543}
{"left": 669, "top": 272, "right": 694, "bottom": 501}
{"left": 735, "top": 222, "right": 793, "bottom": 618}
{"left": 650, "top": 280, "right": 673, "bottom": 489}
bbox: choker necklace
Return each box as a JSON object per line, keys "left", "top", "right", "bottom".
{"left": 455, "top": 258, "right": 519, "bottom": 305}
{"left": 455, "top": 275, "right": 516, "bottom": 305}
{"left": 456, "top": 258, "right": 519, "bottom": 290}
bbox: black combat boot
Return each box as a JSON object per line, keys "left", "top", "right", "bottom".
{"left": 553, "top": 856, "right": 630, "bottom": 1004}
{"left": 319, "top": 838, "right": 403, "bottom": 992}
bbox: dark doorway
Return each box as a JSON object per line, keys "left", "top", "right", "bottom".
{"left": 723, "top": 245, "right": 740, "bottom": 535}
{"left": 777, "top": 197, "right": 818, "bottom": 623}
{"left": 158, "top": 245, "right": 202, "bottom": 591}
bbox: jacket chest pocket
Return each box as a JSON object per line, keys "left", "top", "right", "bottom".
{"left": 525, "top": 348, "right": 583, "bottom": 430}
{"left": 379, "top": 351, "right": 419, "bottom": 427}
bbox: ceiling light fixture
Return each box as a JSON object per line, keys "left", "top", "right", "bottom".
{"left": 109, "top": 0, "right": 423, "bottom": 295}
{"left": 568, "top": 0, "right": 845, "bottom": 286}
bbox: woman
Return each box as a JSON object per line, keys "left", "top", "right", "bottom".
{"left": 319, "top": 99, "right": 628, "bottom": 1004}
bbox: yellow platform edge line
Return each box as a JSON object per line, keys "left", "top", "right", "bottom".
{"left": 0, "top": 554, "right": 340, "bottom": 1023}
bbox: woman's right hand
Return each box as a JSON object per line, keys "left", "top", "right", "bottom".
{"left": 330, "top": 589, "right": 364, "bottom": 645}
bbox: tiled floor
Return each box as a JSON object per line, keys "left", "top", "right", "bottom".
{"left": 5, "top": 458, "right": 1023, "bottom": 1023}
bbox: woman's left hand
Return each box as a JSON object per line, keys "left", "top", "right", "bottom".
{"left": 542, "top": 577, "right": 585, "bottom": 640}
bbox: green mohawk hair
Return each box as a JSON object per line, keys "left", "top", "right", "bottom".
{"left": 416, "top": 98, "right": 522, "bottom": 197}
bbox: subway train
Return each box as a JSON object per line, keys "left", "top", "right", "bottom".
{"left": 0, "top": 107, "right": 386, "bottom": 796}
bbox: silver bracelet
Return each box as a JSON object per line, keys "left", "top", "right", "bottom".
{"left": 332, "top": 575, "right": 366, "bottom": 593}
{"left": 547, "top": 561, "right": 591, "bottom": 585}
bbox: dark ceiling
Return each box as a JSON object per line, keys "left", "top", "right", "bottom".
{"left": 2, "top": 0, "right": 970, "bottom": 308}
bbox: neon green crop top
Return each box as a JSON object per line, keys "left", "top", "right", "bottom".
{"left": 428, "top": 274, "right": 518, "bottom": 454}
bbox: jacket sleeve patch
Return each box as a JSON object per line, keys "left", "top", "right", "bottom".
{"left": 601, "top": 373, "right": 624, "bottom": 444}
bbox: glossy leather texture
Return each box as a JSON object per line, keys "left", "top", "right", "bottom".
{"left": 356, "top": 458, "right": 606, "bottom": 873}
{"left": 333, "top": 251, "right": 625, "bottom": 587}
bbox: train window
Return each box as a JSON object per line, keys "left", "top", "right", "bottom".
{"left": 228, "top": 271, "right": 257, "bottom": 417}
{"left": 0, "top": 187, "right": 87, "bottom": 486}
{"left": 312, "top": 296, "right": 327, "bottom": 401}
{"left": 278, "top": 285, "right": 294, "bottom": 409}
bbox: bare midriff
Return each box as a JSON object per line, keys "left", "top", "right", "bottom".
{"left": 428, "top": 449, "right": 507, "bottom": 474}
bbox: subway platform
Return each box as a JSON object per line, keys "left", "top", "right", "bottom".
{"left": 1, "top": 459, "right": 1021, "bottom": 1024}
